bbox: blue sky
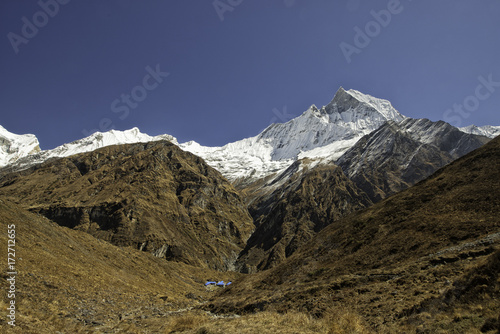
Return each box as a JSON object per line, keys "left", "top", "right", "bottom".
{"left": 1, "top": 0, "right": 499, "bottom": 149}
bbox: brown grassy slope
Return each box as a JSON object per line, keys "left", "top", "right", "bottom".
{"left": 403, "top": 248, "right": 500, "bottom": 333}
{"left": 207, "top": 136, "right": 500, "bottom": 332}
{"left": 0, "top": 199, "right": 240, "bottom": 333}
{"left": 0, "top": 200, "right": 376, "bottom": 334}
{"left": 158, "top": 309, "right": 373, "bottom": 334}
{"left": 0, "top": 141, "right": 254, "bottom": 270}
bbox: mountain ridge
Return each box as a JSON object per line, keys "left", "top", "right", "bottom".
{"left": 337, "top": 118, "right": 491, "bottom": 201}
{"left": 180, "top": 87, "right": 407, "bottom": 182}
{"left": 0, "top": 140, "right": 253, "bottom": 270}
{"left": 230, "top": 116, "right": 490, "bottom": 271}
{"left": 0, "top": 127, "right": 177, "bottom": 173}
{"left": 1, "top": 88, "right": 499, "bottom": 182}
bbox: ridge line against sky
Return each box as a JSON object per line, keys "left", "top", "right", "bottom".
{"left": 1, "top": 0, "right": 499, "bottom": 150}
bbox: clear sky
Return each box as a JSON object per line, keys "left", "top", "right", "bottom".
{"left": 1, "top": 0, "right": 499, "bottom": 149}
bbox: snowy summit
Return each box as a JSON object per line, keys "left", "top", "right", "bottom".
{"left": 180, "top": 87, "right": 406, "bottom": 181}
{"left": 0, "top": 127, "right": 176, "bottom": 172}
{"left": 0, "top": 125, "right": 40, "bottom": 167}
{"left": 1, "top": 88, "right": 498, "bottom": 182}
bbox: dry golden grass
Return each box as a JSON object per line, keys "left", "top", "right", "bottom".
{"left": 160, "top": 309, "right": 372, "bottom": 334}
{"left": 0, "top": 199, "right": 237, "bottom": 333}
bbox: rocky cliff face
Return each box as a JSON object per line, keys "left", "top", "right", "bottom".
{"left": 0, "top": 141, "right": 253, "bottom": 270}
{"left": 236, "top": 159, "right": 372, "bottom": 272}
{"left": 336, "top": 118, "right": 491, "bottom": 202}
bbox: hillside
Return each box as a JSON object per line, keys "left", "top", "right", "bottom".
{"left": 237, "top": 160, "right": 372, "bottom": 272}
{"left": 235, "top": 117, "right": 489, "bottom": 272}
{"left": 0, "top": 199, "right": 239, "bottom": 333}
{"left": 1, "top": 199, "right": 380, "bottom": 333}
{"left": 0, "top": 141, "right": 254, "bottom": 270}
{"left": 206, "top": 135, "right": 500, "bottom": 332}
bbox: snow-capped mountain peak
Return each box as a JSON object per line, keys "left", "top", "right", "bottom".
{"left": 53, "top": 127, "right": 178, "bottom": 157}
{"left": 181, "top": 87, "right": 407, "bottom": 181}
{"left": 1, "top": 127, "right": 177, "bottom": 173}
{"left": 322, "top": 87, "right": 405, "bottom": 121}
{"left": 0, "top": 125, "right": 40, "bottom": 167}
{"left": 254, "top": 87, "right": 405, "bottom": 160}
{"left": 459, "top": 124, "right": 500, "bottom": 139}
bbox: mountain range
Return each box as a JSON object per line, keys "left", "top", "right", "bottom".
{"left": 1, "top": 87, "right": 498, "bottom": 271}
{"left": 1, "top": 87, "right": 499, "bottom": 333}
{"left": 2, "top": 88, "right": 498, "bottom": 179}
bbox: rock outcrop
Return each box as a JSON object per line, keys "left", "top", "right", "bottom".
{"left": 0, "top": 141, "right": 254, "bottom": 270}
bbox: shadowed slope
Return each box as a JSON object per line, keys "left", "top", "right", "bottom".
{"left": 0, "top": 141, "right": 254, "bottom": 270}
{"left": 337, "top": 118, "right": 490, "bottom": 202}
{"left": 237, "top": 160, "right": 372, "bottom": 272}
